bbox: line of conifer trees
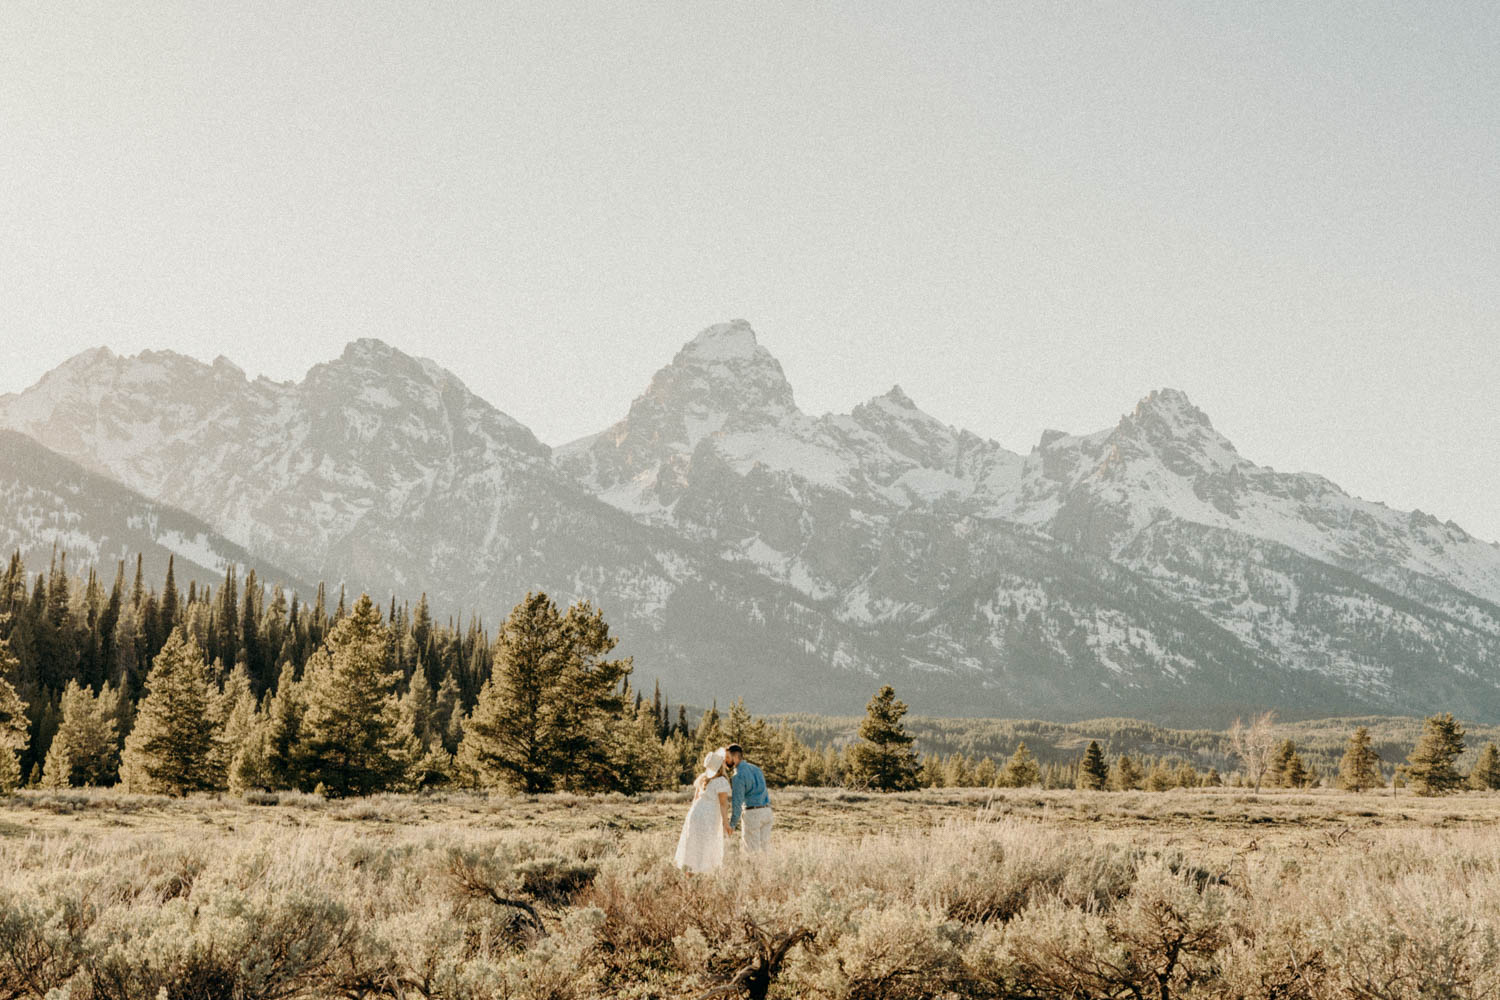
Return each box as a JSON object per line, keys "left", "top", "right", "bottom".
{"left": 4, "top": 550, "right": 1500, "bottom": 798}
{"left": 0, "top": 550, "right": 857, "bottom": 795}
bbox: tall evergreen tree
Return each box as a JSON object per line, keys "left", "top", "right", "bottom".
{"left": 846, "top": 686, "right": 920, "bottom": 791}
{"left": 262, "top": 661, "right": 307, "bottom": 789}
{"left": 40, "top": 680, "right": 118, "bottom": 787}
{"left": 1001, "top": 741, "right": 1042, "bottom": 787}
{"left": 214, "top": 664, "right": 260, "bottom": 782}
{"left": 401, "top": 666, "right": 437, "bottom": 748}
{"left": 720, "top": 697, "right": 783, "bottom": 782}
{"left": 1337, "top": 726, "right": 1382, "bottom": 792}
{"left": 434, "top": 668, "right": 462, "bottom": 754}
{"left": 1267, "top": 739, "right": 1298, "bottom": 788}
{"left": 159, "top": 556, "right": 178, "bottom": 641}
{"left": 1111, "top": 753, "right": 1144, "bottom": 791}
{"left": 549, "top": 601, "right": 632, "bottom": 792}
{"left": 696, "top": 702, "right": 723, "bottom": 751}
{"left": 296, "top": 595, "right": 416, "bottom": 796}
{"left": 120, "top": 629, "right": 220, "bottom": 795}
{"left": 458, "top": 594, "right": 630, "bottom": 793}
{"left": 973, "top": 755, "right": 998, "bottom": 787}
{"left": 0, "top": 646, "right": 27, "bottom": 792}
{"left": 1469, "top": 742, "right": 1500, "bottom": 791}
{"left": 96, "top": 563, "right": 124, "bottom": 688}
{"left": 1406, "top": 713, "right": 1466, "bottom": 796}
{"left": 1077, "top": 740, "right": 1109, "bottom": 790}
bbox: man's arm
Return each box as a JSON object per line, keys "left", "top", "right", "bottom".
{"left": 729, "top": 770, "right": 744, "bottom": 830}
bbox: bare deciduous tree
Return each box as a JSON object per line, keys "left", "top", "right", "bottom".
{"left": 1228, "top": 711, "right": 1278, "bottom": 792}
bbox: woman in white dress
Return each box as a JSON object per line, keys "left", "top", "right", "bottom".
{"left": 674, "top": 747, "right": 734, "bottom": 874}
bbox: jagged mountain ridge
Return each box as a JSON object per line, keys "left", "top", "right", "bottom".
{"left": 3, "top": 322, "right": 1498, "bottom": 722}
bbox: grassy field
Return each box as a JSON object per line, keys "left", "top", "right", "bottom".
{"left": 3, "top": 786, "right": 1500, "bottom": 998}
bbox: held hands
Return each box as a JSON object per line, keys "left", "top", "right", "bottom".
{"left": 723, "top": 823, "right": 734, "bottom": 837}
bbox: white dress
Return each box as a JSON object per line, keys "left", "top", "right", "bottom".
{"left": 674, "top": 775, "right": 730, "bottom": 873}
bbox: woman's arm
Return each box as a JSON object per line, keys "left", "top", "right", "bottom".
{"left": 718, "top": 790, "right": 732, "bottom": 836}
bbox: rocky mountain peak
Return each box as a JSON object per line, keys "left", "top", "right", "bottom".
{"left": 675, "top": 319, "right": 763, "bottom": 363}
{"left": 643, "top": 320, "right": 797, "bottom": 423}
{"left": 1130, "top": 388, "right": 1215, "bottom": 430}
{"left": 340, "top": 336, "right": 400, "bottom": 362}
{"left": 210, "top": 355, "right": 246, "bottom": 379}
{"left": 1100, "top": 388, "right": 1239, "bottom": 478}
{"left": 878, "top": 384, "right": 917, "bottom": 409}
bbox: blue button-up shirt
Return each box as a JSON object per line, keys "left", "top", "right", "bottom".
{"left": 729, "top": 760, "right": 770, "bottom": 829}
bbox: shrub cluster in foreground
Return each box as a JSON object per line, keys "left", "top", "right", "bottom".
{"left": 3, "top": 790, "right": 1499, "bottom": 999}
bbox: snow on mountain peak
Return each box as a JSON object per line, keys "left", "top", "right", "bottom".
{"left": 1131, "top": 388, "right": 1213, "bottom": 429}
{"left": 1103, "top": 388, "right": 1238, "bottom": 471}
{"left": 339, "top": 337, "right": 405, "bottom": 365}
{"left": 879, "top": 384, "right": 917, "bottom": 410}
{"left": 677, "top": 319, "right": 763, "bottom": 363}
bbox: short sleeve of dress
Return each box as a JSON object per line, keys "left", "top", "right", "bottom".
{"left": 708, "top": 776, "right": 730, "bottom": 796}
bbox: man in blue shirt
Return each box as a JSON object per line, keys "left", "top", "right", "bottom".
{"left": 726, "top": 744, "right": 773, "bottom": 852}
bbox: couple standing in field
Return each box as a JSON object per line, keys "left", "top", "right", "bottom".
{"left": 673, "top": 744, "right": 773, "bottom": 873}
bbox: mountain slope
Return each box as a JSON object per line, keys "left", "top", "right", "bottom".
{"left": 0, "top": 430, "right": 307, "bottom": 590}
{"left": 4, "top": 324, "right": 1499, "bottom": 722}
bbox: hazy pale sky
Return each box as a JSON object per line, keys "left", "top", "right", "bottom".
{"left": 3, "top": 4, "right": 1497, "bottom": 540}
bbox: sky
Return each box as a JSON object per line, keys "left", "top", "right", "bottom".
{"left": 2, "top": 3, "right": 1497, "bottom": 540}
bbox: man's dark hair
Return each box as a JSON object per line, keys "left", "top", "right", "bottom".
{"left": 727, "top": 744, "right": 743, "bottom": 756}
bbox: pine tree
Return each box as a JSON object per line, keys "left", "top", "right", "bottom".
{"left": 160, "top": 556, "right": 178, "bottom": 641}
{"left": 40, "top": 680, "right": 118, "bottom": 787}
{"left": 0, "top": 654, "right": 27, "bottom": 793}
{"left": 0, "top": 741, "right": 19, "bottom": 793}
{"left": 228, "top": 714, "right": 271, "bottom": 795}
{"left": 456, "top": 590, "right": 564, "bottom": 791}
{"left": 943, "top": 753, "right": 974, "bottom": 788}
{"left": 401, "top": 667, "right": 437, "bottom": 748}
{"left": 721, "top": 698, "right": 778, "bottom": 779}
{"left": 1145, "top": 761, "right": 1176, "bottom": 792}
{"left": 1406, "top": 713, "right": 1466, "bottom": 796}
{"left": 1284, "top": 750, "right": 1310, "bottom": 788}
{"left": 458, "top": 593, "right": 630, "bottom": 793}
{"left": 1469, "top": 742, "right": 1500, "bottom": 791}
{"left": 296, "top": 595, "right": 416, "bottom": 797}
{"left": 215, "top": 664, "right": 260, "bottom": 783}
{"left": 1338, "top": 726, "right": 1382, "bottom": 792}
{"left": 696, "top": 703, "right": 723, "bottom": 753}
{"left": 120, "top": 629, "right": 220, "bottom": 795}
{"left": 609, "top": 700, "right": 672, "bottom": 794}
{"left": 547, "top": 600, "right": 633, "bottom": 793}
{"left": 1111, "top": 753, "right": 1144, "bottom": 791}
{"left": 664, "top": 728, "right": 695, "bottom": 786}
{"left": 434, "top": 668, "right": 462, "bottom": 753}
{"left": 974, "top": 755, "right": 998, "bottom": 787}
{"left": 919, "top": 753, "right": 944, "bottom": 788}
{"left": 846, "top": 686, "right": 920, "bottom": 791}
{"left": 1266, "top": 739, "right": 1298, "bottom": 788}
{"left": 1001, "top": 742, "right": 1041, "bottom": 788}
{"left": 1077, "top": 740, "right": 1109, "bottom": 790}
{"left": 262, "top": 661, "right": 306, "bottom": 789}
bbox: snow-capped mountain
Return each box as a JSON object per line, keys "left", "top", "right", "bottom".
{"left": 0, "top": 429, "right": 305, "bottom": 590}
{"left": 3, "top": 322, "right": 1498, "bottom": 722}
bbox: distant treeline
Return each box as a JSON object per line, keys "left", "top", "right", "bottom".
{"left": 3, "top": 549, "right": 1499, "bottom": 798}
{"left": 778, "top": 712, "right": 1500, "bottom": 785}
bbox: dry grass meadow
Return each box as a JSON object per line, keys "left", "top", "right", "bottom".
{"left": 3, "top": 786, "right": 1500, "bottom": 999}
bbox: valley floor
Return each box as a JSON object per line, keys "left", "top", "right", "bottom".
{"left": 3, "top": 787, "right": 1499, "bottom": 998}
